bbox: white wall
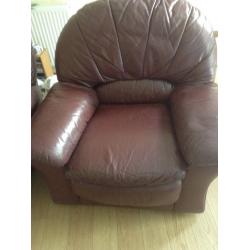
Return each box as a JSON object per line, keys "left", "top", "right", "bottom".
{"left": 188, "top": 0, "right": 219, "bottom": 29}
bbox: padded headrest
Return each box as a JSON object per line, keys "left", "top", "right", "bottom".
{"left": 55, "top": 0, "right": 217, "bottom": 87}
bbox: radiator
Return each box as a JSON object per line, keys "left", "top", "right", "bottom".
{"left": 31, "top": 5, "right": 70, "bottom": 66}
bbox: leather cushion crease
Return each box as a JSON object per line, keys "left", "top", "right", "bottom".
{"left": 31, "top": 0, "right": 218, "bottom": 212}
{"left": 56, "top": 0, "right": 216, "bottom": 86}
{"left": 96, "top": 79, "right": 173, "bottom": 104}
{"left": 31, "top": 82, "right": 99, "bottom": 169}
{"left": 66, "top": 104, "right": 186, "bottom": 187}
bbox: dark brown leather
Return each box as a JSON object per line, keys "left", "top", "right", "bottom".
{"left": 56, "top": 0, "right": 216, "bottom": 86}
{"left": 32, "top": 82, "right": 98, "bottom": 169}
{"left": 169, "top": 84, "right": 218, "bottom": 166}
{"left": 32, "top": 0, "right": 218, "bottom": 212}
{"left": 96, "top": 79, "right": 173, "bottom": 104}
{"left": 72, "top": 180, "right": 182, "bottom": 207}
{"left": 37, "top": 165, "right": 79, "bottom": 204}
{"left": 67, "top": 104, "right": 186, "bottom": 187}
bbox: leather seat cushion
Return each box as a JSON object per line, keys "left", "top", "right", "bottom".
{"left": 67, "top": 104, "right": 186, "bottom": 188}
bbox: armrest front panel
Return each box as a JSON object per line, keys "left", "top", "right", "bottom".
{"left": 169, "top": 84, "right": 218, "bottom": 167}
{"left": 32, "top": 82, "right": 98, "bottom": 169}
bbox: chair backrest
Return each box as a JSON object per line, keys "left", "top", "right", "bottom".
{"left": 55, "top": 0, "right": 217, "bottom": 103}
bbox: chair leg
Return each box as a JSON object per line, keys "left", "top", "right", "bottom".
{"left": 174, "top": 166, "right": 217, "bottom": 213}
{"left": 34, "top": 165, "right": 79, "bottom": 204}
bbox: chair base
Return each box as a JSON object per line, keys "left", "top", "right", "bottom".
{"left": 71, "top": 180, "right": 182, "bottom": 208}
{"left": 174, "top": 166, "right": 218, "bottom": 213}
{"left": 33, "top": 165, "right": 217, "bottom": 213}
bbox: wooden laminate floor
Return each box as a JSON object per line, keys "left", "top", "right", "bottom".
{"left": 32, "top": 171, "right": 218, "bottom": 250}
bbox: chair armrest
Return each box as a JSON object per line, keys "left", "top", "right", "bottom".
{"left": 169, "top": 84, "right": 218, "bottom": 167}
{"left": 32, "top": 82, "right": 98, "bottom": 169}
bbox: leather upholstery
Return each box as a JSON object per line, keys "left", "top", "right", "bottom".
{"left": 32, "top": 0, "right": 218, "bottom": 212}
{"left": 174, "top": 166, "right": 217, "bottom": 212}
{"left": 72, "top": 180, "right": 183, "bottom": 207}
{"left": 169, "top": 84, "right": 218, "bottom": 166}
{"left": 56, "top": 0, "right": 216, "bottom": 86}
{"left": 67, "top": 104, "right": 186, "bottom": 187}
{"left": 31, "top": 82, "right": 98, "bottom": 169}
{"left": 96, "top": 79, "right": 173, "bottom": 104}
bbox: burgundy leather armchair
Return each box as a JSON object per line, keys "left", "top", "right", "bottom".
{"left": 32, "top": 0, "right": 217, "bottom": 213}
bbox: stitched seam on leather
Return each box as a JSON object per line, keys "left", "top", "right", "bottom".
{"left": 181, "top": 42, "right": 216, "bottom": 83}
{"left": 160, "top": 36, "right": 215, "bottom": 82}
{"left": 60, "top": 76, "right": 92, "bottom": 87}
{"left": 167, "top": 6, "right": 194, "bottom": 71}
{"left": 162, "top": 0, "right": 174, "bottom": 52}
{"left": 94, "top": 53, "right": 124, "bottom": 73}
{"left": 167, "top": 101, "right": 189, "bottom": 167}
{"left": 167, "top": 10, "right": 216, "bottom": 83}
{"left": 75, "top": 15, "right": 105, "bottom": 82}
{"left": 149, "top": 5, "right": 194, "bottom": 78}
{"left": 67, "top": 175, "right": 183, "bottom": 189}
{"left": 118, "top": 0, "right": 131, "bottom": 23}
{"left": 172, "top": 43, "right": 216, "bottom": 84}
{"left": 108, "top": 0, "right": 125, "bottom": 73}
{"left": 142, "top": 0, "right": 158, "bottom": 77}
